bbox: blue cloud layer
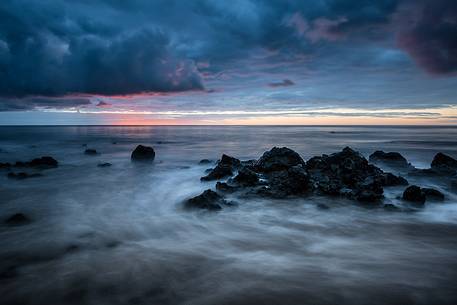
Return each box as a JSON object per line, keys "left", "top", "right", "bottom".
{"left": 0, "top": 0, "right": 456, "bottom": 113}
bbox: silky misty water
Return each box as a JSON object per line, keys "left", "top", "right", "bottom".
{"left": 1, "top": 126, "right": 457, "bottom": 305}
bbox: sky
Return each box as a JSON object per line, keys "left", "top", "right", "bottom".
{"left": 0, "top": 0, "right": 456, "bottom": 125}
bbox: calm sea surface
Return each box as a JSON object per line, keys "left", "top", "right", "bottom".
{"left": 1, "top": 126, "right": 457, "bottom": 305}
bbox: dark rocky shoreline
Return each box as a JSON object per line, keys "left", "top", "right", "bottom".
{"left": 187, "top": 146, "right": 455, "bottom": 211}
{"left": 1, "top": 144, "right": 456, "bottom": 222}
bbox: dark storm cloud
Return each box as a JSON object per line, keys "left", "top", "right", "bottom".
{"left": 0, "top": 1, "right": 204, "bottom": 98}
{"left": 0, "top": 97, "right": 91, "bottom": 111}
{"left": 0, "top": 0, "right": 455, "bottom": 106}
{"left": 397, "top": 0, "right": 457, "bottom": 74}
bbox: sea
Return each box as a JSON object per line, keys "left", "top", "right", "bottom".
{"left": 1, "top": 125, "right": 457, "bottom": 305}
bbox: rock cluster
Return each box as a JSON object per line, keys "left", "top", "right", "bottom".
{"left": 1, "top": 156, "right": 58, "bottom": 180}
{"left": 186, "top": 146, "right": 435, "bottom": 211}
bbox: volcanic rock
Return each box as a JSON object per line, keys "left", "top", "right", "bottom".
{"left": 255, "top": 147, "right": 305, "bottom": 172}
{"left": 201, "top": 154, "right": 240, "bottom": 181}
{"left": 131, "top": 145, "right": 155, "bottom": 161}
{"left": 369, "top": 151, "right": 410, "bottom": 167}
{"left": 184, "top": 189, "right": 228, "bottom": 210}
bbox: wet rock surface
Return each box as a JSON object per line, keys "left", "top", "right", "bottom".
{"left": 255, "top": 147, "right": 305, "bottom": 172}
{"left": 184, "top": 189, "right": 230, "bottom": 210}
{"left": 306, "top": 147, "right": 385, "bottom": 202}
{"left": 131, "top": 145, "right": 155, "bottom": 162}
{"left": 402, "top": 185, "right": 445, "bottom": 205}
{"left": 431, "top": 153, "right": 457, "bottom": 173}
{"left": 369, "top": 151, "right": 410, "bottom": 168}
{"left": 192, "top": 146, "right": 419, "bottom": 210}
{"left": 201, "top": 154, "right": 241, "bottom": 181}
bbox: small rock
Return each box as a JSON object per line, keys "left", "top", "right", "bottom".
{"left": 84, "top": 149, "right": 98, "bottom": 155}
{"left": 369, "top": 151, "right": 409, "bottom": 167}
{"left": 199, "top": 159, "right": 212, "bottom": 165}
{"left": 13, "top": 156, "right": 59, "bottom": 169}
{"left": 131, "top": 145, "right": 155, "bottom": 161}
{"left": 431, "top": 152, "right": 457, "bottom": 172}
{"left": 403, "top": 185, "right": 444, "bottom": 204}
{"left": 97, "top": 162, "right": 112, "bottom": 167}
{"left": 402, "top": 185, "right": 426, "bottom": 204}
{"left": 4, "top": 213, "right": 31, "bottom": 226}
{"left": 0, "top": 162, "right": 11, "bottom": 169}
{"left": 29, "top": 156, "right": 58, "bottom": 168}
{"left": 7, "top": 172, "right": 43, "bottom": 180}
{"left": 184, "top": 189, "right": 227, "bottom": 210}
{"left": 422, "top": 188, "right": 445, "bottom": 201}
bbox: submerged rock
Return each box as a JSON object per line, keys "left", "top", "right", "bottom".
{"left": 402, "top": 185, "right": 444, "bottom": 205}
{"left": 0, "top": 162, "right": 11, "bottom": 169}
{"left": 131, "top": 145, "right": 155, "bottom": 161}
{"left": 199, "top": 159, "right": 212, "bottom": 165}
{"left": 4, "top": 213, "right": 31, "bottom": 226}
{"left": 7, "top": 172, "right": 43, "bottom": 180}
{"left": 29, "top": 156, "right": 58, "bottom": 168}
{"left": 369, "top": 151, "right": 409, "bottom": 167}
{"left": 184, "top": 189, "right": 228, "bottom": 210}
{"left": 13, "top": 156, "right": 58, "bottom": 169}
{"left": 255, "top": 147, "right": 305, "bottom": 172}
{"left": 84, "top": 149, "right": 98, "bottom": 155}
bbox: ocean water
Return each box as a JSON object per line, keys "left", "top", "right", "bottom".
{"left": 1, "top": 125, "right": 457, "bottom": 305}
